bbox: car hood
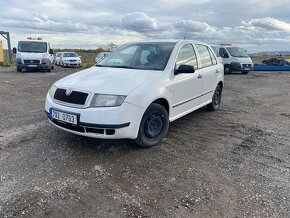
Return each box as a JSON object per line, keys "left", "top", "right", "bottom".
{"left": 62, "top": 57, "right": 81, "bottom": 61}
{"left": 54, "top": 66, "right": 162, "bottom": 95}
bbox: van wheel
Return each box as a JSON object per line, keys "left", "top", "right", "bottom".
{"left": 224, "top": 65, "right": 231, "bottom": 74}
{"left": 207, "top": 85, "right": 222, "bottom": 111}
{"left": 135, "top": 103, "right": 169, "bottom": 148}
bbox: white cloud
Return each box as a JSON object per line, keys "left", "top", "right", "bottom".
{"left": 1, "top": 0, "right": 290, "bottom": 52}
{"left": 122, "top": 12, "right": 158, "bottom": 32}
{"left": 242, "top": 17, "right": 290, "bottom": 32}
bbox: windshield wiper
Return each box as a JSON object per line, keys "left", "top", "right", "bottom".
{"left": 96, "top": 65, "right": 136, "bottom": 69}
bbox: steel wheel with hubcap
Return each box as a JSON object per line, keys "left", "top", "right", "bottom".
{"left": 207, "top": 85, "right": 222, "bottom": 111}
{"left": 135, "top": 103, "right": 169, "bottom": 147}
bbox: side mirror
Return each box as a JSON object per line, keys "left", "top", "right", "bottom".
{"left": 223, "top": 53, "right": 229, "bottom": 58}
{"left": 13, "top": 47, "right": 17, "bottom": 53}
{"left": 49, "top": 49, "right": 54, "bottom": 54}
{"left": 175, "top": 64, "right": 195, "bottom": 75}
{"left": 79, "top": 56, "right": 81, "bottom": 58}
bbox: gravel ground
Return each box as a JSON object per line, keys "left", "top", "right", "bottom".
{"left": 0, "top": 67, "right": 289, "bottom": 218}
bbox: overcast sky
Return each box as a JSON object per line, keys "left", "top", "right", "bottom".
{"left": 1, "top": 0, "right": 290, "bottom": 52}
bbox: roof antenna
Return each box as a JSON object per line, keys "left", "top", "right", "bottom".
{"left": 183, "top": 22, "right": 189, "bottom": 40}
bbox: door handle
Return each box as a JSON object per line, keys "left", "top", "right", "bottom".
{"left": 198, "top": 74, "right": 203, "bottom": 79}
{"left": 215, "top": 69, "right": 219, "bottom": 73}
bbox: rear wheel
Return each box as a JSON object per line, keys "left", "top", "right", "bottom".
{"left": 207, "top": 85, "right": 222, "bottom": 111}
{"left": 135, "top": 103, "right": 169, "bottom": 148}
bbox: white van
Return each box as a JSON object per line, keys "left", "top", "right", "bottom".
{"left": 13, "top": 37, "right": 54, "bottom": 72}
{"left": 212, "top": 45, "right": 253, "bottom": 74}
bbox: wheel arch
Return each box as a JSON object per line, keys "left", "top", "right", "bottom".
{"left": 152, "top": 98, "right": 170, "bottom": 115}
{"left": 218, "top": 81, "right": 223, "bottom": 91}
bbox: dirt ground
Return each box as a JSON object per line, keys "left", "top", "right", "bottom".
{"left": 0, "top": 66, "right": 289, "bottom": 218}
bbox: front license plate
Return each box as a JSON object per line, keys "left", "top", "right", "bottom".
{"left": 51, "top": 109, "right": 77, "bottom": 125}
{"left": 244, "top": 68, "right": 250, "bottom": 71}
{"left": 28, "top": 65, "right": 37, "bottom": 67}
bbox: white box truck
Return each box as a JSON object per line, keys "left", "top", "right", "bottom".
{"left": 13, "top": 37, "right": 54, "bottom": 72}
{"left": 212, "top": 44, "right": 253, "bottom": 74}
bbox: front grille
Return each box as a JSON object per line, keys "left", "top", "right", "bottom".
{"left": 242, "top": 64, "right": 252, "bottom": 68}
{"left": 54, "top": 88, "right": 88, "bottom": 105}
{"left": 70, "top": 60, "right": 76, "bottom": 62}
{"left": 24, "top": 60, "right": 40, "bottom": 64}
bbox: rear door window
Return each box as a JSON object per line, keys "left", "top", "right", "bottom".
{"left": 196, "top": 45, "right": 213, "bottom": 68}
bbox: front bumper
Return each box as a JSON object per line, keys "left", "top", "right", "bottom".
{"left": 63, "top": 62, "right": 81, "bottom": 67}
{"left": 230, "top": 62, "right": 253, "bottom": 72}
{"left": 16, "top": 63, "right": 50, "bottom": 70}
{"left": 45, "top": 95, "right": 144, "bottom": 139}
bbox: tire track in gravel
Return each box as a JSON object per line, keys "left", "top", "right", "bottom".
{"left": 0, "top": 121, "right": 48, "bottom": 149}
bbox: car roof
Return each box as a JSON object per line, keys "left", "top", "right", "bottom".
{"left": 126, "top": 39, "right": 209, "bottom": 45}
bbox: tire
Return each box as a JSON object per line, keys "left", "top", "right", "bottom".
{"left": 224, "top": 65, "right": 232, "bottom": 74}
{"left": 135, "top": 103, "right": 169, "bottom": 148}
{"left": 207, "top": 85, "right": 222, "bottom": 111}
{"left": 242, "top": 71, "right": 249, "bottom": 74}
{"left": 17, "top": 68, "right": 22, "bottom": 72}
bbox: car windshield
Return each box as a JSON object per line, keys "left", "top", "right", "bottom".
{"left": 63, "top": 52, "right": 78, "bottom": 57}
{"left": 18, "top": 41, "right": 47, "bottom": 53}
{"left": 97, "top": 42, "right": 176, "bottom": 71}
{"left": 227, "top": 47, "right": 249, "bottom": 58}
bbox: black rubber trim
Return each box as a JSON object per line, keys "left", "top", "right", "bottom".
{"left": 45, "top": 110, "right": 130, "bottom": 129}
{"left": 173, "top": 90, "right": 214, "bottom": 108}
{"left": 79, "top": 122, "right": 130, "bottom": 129}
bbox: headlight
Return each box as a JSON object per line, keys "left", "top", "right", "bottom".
{"left": 48, "top": 85, "right": 57, "bottom": 98}
{"left": 91, "top": 94, "right": 126, "bottom": 107}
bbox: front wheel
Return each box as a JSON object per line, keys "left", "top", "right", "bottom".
{"left": 135, "top": 103, "right": 169, "bottom": 148}
{"left": 207, "top": 85, "right": 222, "bottom": 111}
{"left": 17, "top": 68, "right": 22, "bottom": 72}
{"left": 242, "top": 71, "right": 249, "bottom": 74}
{"left": 224, "top": 65, "right": 232, "bottom": 74}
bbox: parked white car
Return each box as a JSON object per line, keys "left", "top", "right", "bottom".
{"left": 95, "top": 52, "right": 110, "bottom": 63}
{"left": 55, "top": 52, "right": 63, "bottom": 66}
{"left": 60, "top": 52, "right": 82, "bottom": 67}
{"left": 212, "top": 45, "right": 253, "bottom": 74}
{"left": 45, "top": 40, "right": 224, "bottom": 147}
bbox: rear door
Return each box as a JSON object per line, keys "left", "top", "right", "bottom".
{"left": 196, "top": 44, "right": 220, "bottom": 104}
{"left": 171, "top": 43, "right": 203, "bottom": 120}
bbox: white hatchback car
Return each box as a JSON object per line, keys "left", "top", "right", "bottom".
{"left": 45, "top": 40, "right": 224, "bottom": 147}
{"left": 95, "top": 52, "right": 110, "bottom": 64}
{"left": 60, "top": 52, "right": 82, "bottom": 68}
{"left": 54, "top": 52, "right": 63, "bottom": 66}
